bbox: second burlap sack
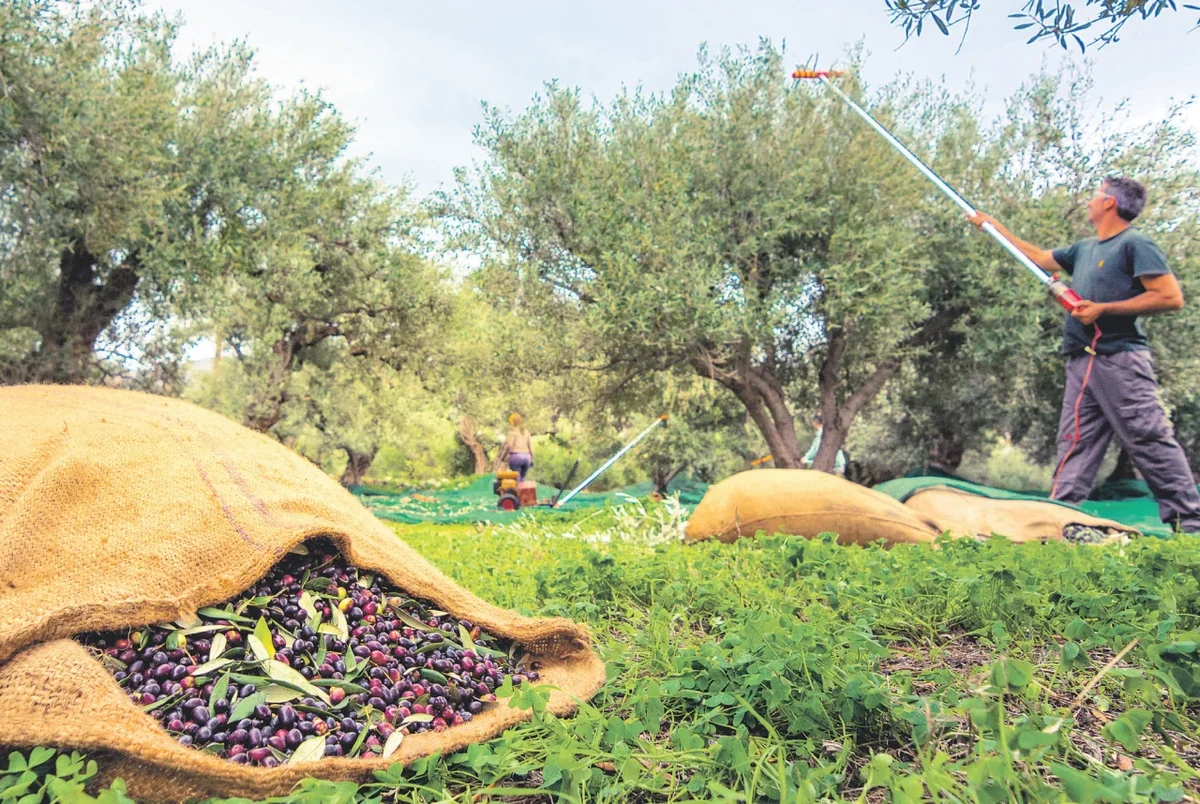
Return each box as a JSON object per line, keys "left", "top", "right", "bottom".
{"left": 902, "top": 486, "right": 1138, "bottom": 543}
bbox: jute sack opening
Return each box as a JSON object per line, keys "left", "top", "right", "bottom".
{"left": 0, "top": 385, "right": 606, "bottom": 802}
{"left": 683, "top": 469, "right": 944, "bottom": 545}
{"left": 902, "top": 486, "right": 1139, "bottom": 543}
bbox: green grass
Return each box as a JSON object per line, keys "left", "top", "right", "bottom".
{"left": 5, "top": 503, "right": 1200, "bottom": 802}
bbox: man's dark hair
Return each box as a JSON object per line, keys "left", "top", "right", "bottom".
{"left": 1103, "top": 176, "right": 1148, "bottom": 222}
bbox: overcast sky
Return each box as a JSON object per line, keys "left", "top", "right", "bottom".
{"left": 146, "top": 0, "right": 1198, "bottom": 197}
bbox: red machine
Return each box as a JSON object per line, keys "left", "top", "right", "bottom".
{"left": 493, "top": 470, "right": 538, "bottom": 511}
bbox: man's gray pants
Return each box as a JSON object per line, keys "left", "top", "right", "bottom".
{"left": 1051, "top": 350, "right": 1200, "bottom": 533}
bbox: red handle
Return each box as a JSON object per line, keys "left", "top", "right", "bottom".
{"left": 1049, "top": 277, "right": 1081, "bottom": 311}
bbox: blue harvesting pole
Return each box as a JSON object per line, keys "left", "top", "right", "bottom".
{"left": 554, "top": 415, "right": 669, "bottom": 507}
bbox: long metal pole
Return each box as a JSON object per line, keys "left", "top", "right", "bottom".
{"left": 555, "top": 415, "right": 669, "bottom": 507}
{"left": 812, "top": 73, "right": 1055, "bottom": 289}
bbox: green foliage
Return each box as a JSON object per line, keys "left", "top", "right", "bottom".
{"left": 1, "top": 0, "right": 452, "bottom": 461}
{"left": 0, "top": 748, "right": 132, "bottom": 803}
{"left": 446, "top": 43, "right": 1200, "bottom": 475}
{"left": 449, "top": 42, "right": 994, "bottom": 466}
{"left": 14, "top": 521, "right": 1200, "bottom": 802}
{"left": 831, "top": 65, "right": 1200, "bottom": 475}
{"left": 528, "top": 425, "right": 648, "bottom": 492}
{"left": 613, "top": 371, "right": 754, "bottom": 492}
{"left": 1, "top": 0, "right": 368, "bottom": 386}
{"left": 527, "top": 435, "right": 589, "bottom": 490}
{"left": 182, "top": 113, "right": 453, "bottom": 442}
{"left": 885, "top": 0, "right": 1200, "bottom": 51}
{"left": 959, "top": 435, "right": 1059, "bottom": 492}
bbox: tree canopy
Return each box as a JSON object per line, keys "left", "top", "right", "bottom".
{"left": 6, "top": 2, "right": 1199, "bottom": 491}
{"left": 447, "top": 45, "right": 1126, "bottom": 473}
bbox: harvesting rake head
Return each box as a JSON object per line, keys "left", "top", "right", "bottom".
{"left": 790, "top": 69, "right": 845, "bottom": 80}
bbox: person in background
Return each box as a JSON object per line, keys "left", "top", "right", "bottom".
{"left": 802, "top": 413, "right": 846, "bottom": 476}
{"left": 499, "top": 413, "right": 534, "bottom": 481}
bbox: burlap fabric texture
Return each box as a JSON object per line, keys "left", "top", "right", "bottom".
{"left": 0, "top": 385, "right": 606, "bottom": 802}
{"left": 684, "top": 469, "right": 1138, "bottom": 545}
{"left": 684, "top": 469, "right": 943, "bottom": 545}
{"left": 902, "top": 486, "right": 1136, "bottom": 543}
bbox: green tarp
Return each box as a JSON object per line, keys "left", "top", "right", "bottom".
{"left": 873, "top": 476, "right": 1181, "bottom": 538}
{"left": 355, "top": 468, "right": 1184, "bottom": 537}
{"left": 351, "top": 474, "right": 709, "bottom": 525}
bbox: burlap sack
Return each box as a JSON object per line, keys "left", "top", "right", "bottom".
{"left": 683, "top": 469, "right": 943, "bottom": 545}
{"left": 0, "top": 385, "right": 606, "bottom": 802}
{"left": 902, "top": 486, "right": 1139, "bottom": 543}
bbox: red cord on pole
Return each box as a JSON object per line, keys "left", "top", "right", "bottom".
{"left": 1050, "top": 326, "right": 1103, "bottom": 499}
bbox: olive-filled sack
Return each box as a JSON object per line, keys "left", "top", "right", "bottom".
{"left": 0, "top": 385, "right": 605, "bottom": 802}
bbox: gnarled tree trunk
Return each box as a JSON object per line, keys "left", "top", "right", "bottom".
{"left": 339, "top": 447, "right": 376, "bottom": 488}
{"left": 690, "top": 354, "right": 805, "bottom": 468}
{"left": 38, "top": 241, "right": 140, "bottom": 384}
{"left": 244, "top": 322, "right": 340, "bottom": 433}
{"left": 457, "top": 415, "right": 490, "bottom": 474}
{"left": 652, "top": 463, "right": 687, "bottom": 495}
{"left": 813, "top": 308, "right": 966, "bottom": 475}
{"left": 928, "top": 433, "right": 966, "bottom": 474}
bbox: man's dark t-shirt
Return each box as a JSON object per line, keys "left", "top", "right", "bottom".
{"left": 1051, "top": 228, "right": 1171, "bottom": 356}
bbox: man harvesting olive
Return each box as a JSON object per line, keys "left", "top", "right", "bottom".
{"left": 968, "top": 177, "right": 1200, "bottom": 534}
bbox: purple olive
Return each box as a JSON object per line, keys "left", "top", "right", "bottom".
{"left": 79, "top": 546, "right": 527, "bottom": 766}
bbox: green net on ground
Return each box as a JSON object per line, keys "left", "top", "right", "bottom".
{"left": 351, "top": 474, "right": 709, "bottom": 525}
{"left": 354, "top": 468, "right": 1184, "bottom": 537}
{"left": 873, "top": 476, "right": 1184, "bottom": 538}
